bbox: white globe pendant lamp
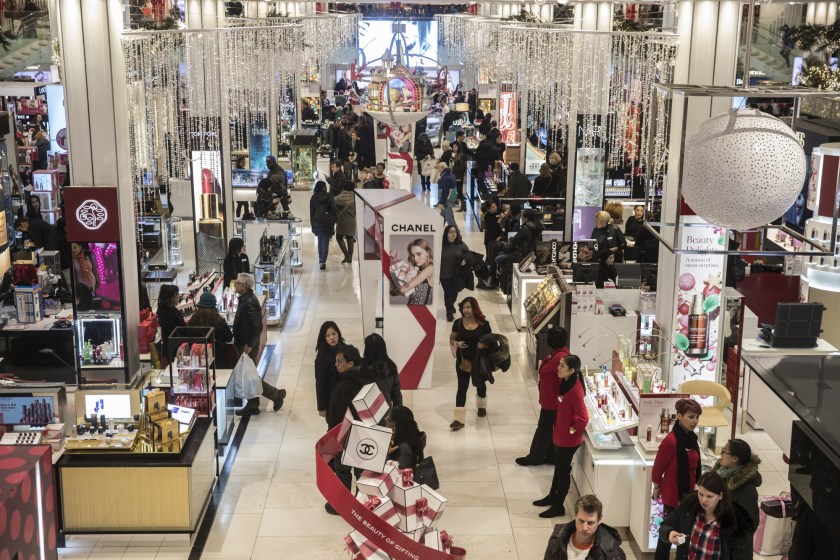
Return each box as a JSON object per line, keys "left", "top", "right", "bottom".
{"left": 682, "top": 108, "right": 807, "bottom": 231}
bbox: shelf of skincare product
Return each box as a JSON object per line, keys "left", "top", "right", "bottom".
{"left": 583, "top": 367, "right": 639, "bottom": 435}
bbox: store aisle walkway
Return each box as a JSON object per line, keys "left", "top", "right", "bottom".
{"left": 58, "top": 178, "right": 790, "bottom": 560}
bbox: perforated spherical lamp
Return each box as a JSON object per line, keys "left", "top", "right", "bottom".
{"left": 682, "top": 109, "right": 806, "bottom": 231}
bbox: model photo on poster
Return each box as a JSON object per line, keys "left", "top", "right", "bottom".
{"left": 388, "top": 235, "right": 434, "bottom": 306}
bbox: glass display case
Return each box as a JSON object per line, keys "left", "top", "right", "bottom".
{"left": 31, "top": 170, "right": 62, "bottom": 225}
{"left": 289, "top": 218, "right": 302, "bottom": 269}
{"left": 169, "top": 217, "right": 184, "bottom": 267}
{"left": 290, "top": 130, "right": 319, "bottom": 189}
{"left": 165, "top": 326, "right": 216, "bottom": 417}
{"left": 77, "top": 313, "right": 124, "bottom": 370}
{"left": 254, "top": 237, "right": 293, "bottom": 327}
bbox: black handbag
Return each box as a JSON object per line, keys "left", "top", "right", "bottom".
{"left": 414, "top": 456, "right": 440, "bottom": 490}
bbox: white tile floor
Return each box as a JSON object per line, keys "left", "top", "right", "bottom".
{"left": 58, "top": 179, "right": 790, "bottom": 559}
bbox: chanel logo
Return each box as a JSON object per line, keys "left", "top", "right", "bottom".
{"left": 76, "top": 199, "right": 108, "bottom": 230}
{"left": 357, "top": 438, "right": 378, "bottom": 458}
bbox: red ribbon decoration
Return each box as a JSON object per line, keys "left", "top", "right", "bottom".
{"left": 416, "top": 498, "right": 428, "bottom": 521}
{"left": 441, "top": 531, "right": 454, "bottom": 550}
{"left": 364, "top": 497, "right": 382, "bottom": 511}
{"left": 356, "top": 392, "right": 387, "bottom": 421}
{"left": 316, "top": 426, "right": 467, "bottom": 560}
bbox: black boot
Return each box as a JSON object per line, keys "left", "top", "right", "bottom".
{"left": 336, "top": 237, "right": 349, "bottom": 263}
{"left": 344, "top": 239, "right": 354, "bottom": 263}
{"left": 533, "top": 494, "right": 554, "bottom": 506}
{"left": 236, "top": 397, "right": 261, "bottom": 416}
{"left": 262, "top": 381, "right": 286, "bottom": 411}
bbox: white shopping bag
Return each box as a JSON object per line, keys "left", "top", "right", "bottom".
{"left": 232, "top": 353, "right": 262, "bottom": 400}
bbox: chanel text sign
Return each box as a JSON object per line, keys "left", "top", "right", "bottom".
{"left": 64, "top": 186, "right": 121, "bottom": 242}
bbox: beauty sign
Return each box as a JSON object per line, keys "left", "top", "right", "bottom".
{"left": 670, "top": 218, "right": 726, "bottom": 393}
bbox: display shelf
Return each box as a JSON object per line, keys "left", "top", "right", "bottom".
{"left": 289, "top": 218, "right": 303, "bottom": 269}
{"left": 523, "top": 268, "right": 571, "bottom": 333}
{"left": 168, "top": 327, "right": 216, "bottom": 417}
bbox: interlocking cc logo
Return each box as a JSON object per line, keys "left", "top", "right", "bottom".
{"left": 76, "top": 199, "right": 108, "bottom": 230}
{"left": 357, "top": 438, "right": 378, "bottom": 458}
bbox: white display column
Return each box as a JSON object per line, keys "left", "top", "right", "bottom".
{"left": 656, "top": 0, "right": 740, "bottom": 389}
{"left": 185, "top": 0, "right": 225, "bottom": 29}
{"left": 596, "top": 2, "right": 613, "bottom": 31}
{"left": 55, "top": 0, "right": 140, "bottom": 378}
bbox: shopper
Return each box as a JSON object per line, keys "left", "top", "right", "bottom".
{"left": 660, "top": 472, "right": 750, "bottom": 560}
{"left": 33, "top": 131, "right": 49, "bottom": 171}
{"left": 495, "top": 209, "right": 544, "bottom": 294}
{"left": 543, "top": 494, "right": 627, "bottom": 560}
{"left": 449, "top": 296, "right": 492, "bottom": 430}
{"left": 156, "top": 284, "right": 185, "bottom": 364}
{"left": 232, "top": 272, "right": 286, "bottom": 415}
{"left": 532, "top": 163, "right": 553, "bottom": 197}
{"left": 333, "top": 182, "right": 357, "bottom": 264}
{"left": 310, "top": 180, "right": 337, "bottom": 271}
{"left": 327, "top": 160, "right": 349, "bottom": 197}
{"left": 223, "top": 238, "right": 250, "bottom": 288}
{"left": 327, "top": 344, "right": 386, "bottom": 512}
{"left": 516, "top": 327, "right": 569, "bottom": 467}
{"left": 315, "top": 321, "right": 344, "bottom": 420}
{"left": 624, "top": 205, "right": 645, "bottom": 239}
{"left": 15, "top": 216, "right": 57, "bottom": 250}
{"left": 476, "top": 201, "right": 503, "bottom": 289}
{"left": 652, "top": 398, "right": 703, "bottom": 560}
{"left": 415, "top": 132, "right": 435, "bottom": 192}
{"left": 448, "top": 142, "right": 468, "bottom": 211}
{"left": 436, "top": 162, "right": 458, "bottom": 227}
{"left": 547, "top": 152, "right": 566, "bottom": 197}
{"left": 712, "top": 439, "right": 761, "bottom": 560}
{"left": 597, "top": 253, "right": 618, "bottom": 289}
{"left": 440, "top": 225, "right": 469, "bottom": 322}
{"left": 507, "top": 162, "right": 532, "bottom": 199}
{"left": 187, "top": 292, "right": 234, "bottom": 369}
{"left": 592, "top": 210, "right": 627, "bottom": 264}
{"left": 361, "top": 333, "right": 403, "bottom": 408}
{"left": 254, "top": 178, "right": 273, "bottom": 218}
{"left": 387, "top": 405, "right": 426, "bottom": 469}
{"left": 536, "top": 354, "right": 588, "bottom": 518}
{"left": 17, "top": 194, "right": 42, "bottom": 220}
{"left": 474, "top": 131, "right": 502, "bottom": 195}
{"left": 371, "top": 163, "right": 388, "bottom": 188}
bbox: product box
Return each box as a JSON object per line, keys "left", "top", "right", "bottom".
{"left": 423, "top": 530, "right": 443, "bottom": 551}
{"left": 145, "top": 389, "right": 167, "bottom": 414}
{"left": 14, "top": 283, "right": 43, "bottom": 324}
{"left": 147, "top": 410, "right": 170, "bottom": 423}
{"left": 346, "top": 530, "right": 391, "bottom": 560}
{"left": 419, "top": 485, "right": 448, "bottom": 529}
{"left": 357, "top": 461, "right": 399, "bottom": 497}
{"left": 342, "top": 420, "right": 393, "bottom": 473}
{"left": 155, "top": 439, "right": 182, "bottom": 453}
{"left": 352, "top": 382, "right": 388, "bottom": 426}
{"left": 356, "top": 491, "right": 400, "bottom": 527}
{"left": 399, "top": 527, "right": 424, "bottom": 542}
{"left": 389, "top": 471, "right": 424, "bottom": 532}
{"left": 152, "top": 417, "right": 180, "bottom": 444}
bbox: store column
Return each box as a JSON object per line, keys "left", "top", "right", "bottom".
{"left": 656, "top": 0, "right": 740, "bottom": 389}
{"left": 55, "top": 0, "right": 140, "bottom": 379}
{"left": 184, "top": 0, "right": 225, "bottom": 29}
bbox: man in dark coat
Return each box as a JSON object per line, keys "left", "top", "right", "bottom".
{"left": 327, "top": 160, "right": 349, "bottom": 196}
{"left": 543, "top": 495, "right": 626, "bottom": 560}
{"left": 507, "top": 162, "right": 532, "bottom": 199}
{"left": 233, "top": 273, "right": 286, "bottom": 415}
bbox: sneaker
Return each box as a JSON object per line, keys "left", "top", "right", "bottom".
{"left": 273, "top": 389, "right": 287, "bottom": 411}
{"left": 449, "top": 419, "right": 465, "bottom": 431}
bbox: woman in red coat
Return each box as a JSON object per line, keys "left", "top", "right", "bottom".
{"left": 516, "top": 327, "right": 569, "bottom": 466}
{"left": 535, "top": 354, "right": 588, "bottom": 518}
{"left": 651, "top": 398, "right": 703, "bottom": 560}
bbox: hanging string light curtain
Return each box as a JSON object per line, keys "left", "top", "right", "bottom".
{"left": 122, "top": 24, "right": 303, "bottom": 239}
{"left": 437, "top": 15, "right": 676, "bottom": 181}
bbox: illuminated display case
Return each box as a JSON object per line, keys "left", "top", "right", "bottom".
{"left": 165, "top": 327, "right": 216, "bottom": 417}
{"left": 31, "top": 170, "right": 61, "bottom": 225}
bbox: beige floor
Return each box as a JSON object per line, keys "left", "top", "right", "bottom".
{"left": 58, "top": 181, "right": 790, "bottom": 559}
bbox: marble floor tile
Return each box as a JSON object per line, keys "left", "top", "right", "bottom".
{"left": 86, "top": 547, "right": 126, "bottom": 560}
{"left": 257, "top": 507, "right": 350, "bottom": 537}
{"left": 264, "top": 481, "right": 323, "bottom": 509}
{"left": 201, "top": 513, "right": 261, "bottom": 559}
{"left": 436, "top": 506, "right": 513, "bottom": 535}
{"left": 153, "top": 547, "right": 191, "bottom": 560}
{"left": 250, "top": 537, "right": 347, "bottom": 560}
{"left": 58, "top": 548, "right": 94, "bottom": 559}
{"left": 217, "top": 476, "right": 274, "bottom": 514}
{"left": 120, "top": 547, "right": 160, "bottom": 559}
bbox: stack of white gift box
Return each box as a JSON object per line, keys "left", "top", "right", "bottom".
{"left": 336, "top": 383, "right": 458, "bottom": 559}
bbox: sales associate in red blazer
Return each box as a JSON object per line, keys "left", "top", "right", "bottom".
{"left": 516, "top": 327, "right": 570, "bottom": 467}
{"left": 651, "top": 398, "right": 703, "bottom": 560}
{"left": 534, "top": 354, "right": 588, "bottom": 519}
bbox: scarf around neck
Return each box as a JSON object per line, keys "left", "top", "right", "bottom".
{"left": 559, "top": 371, "right": 584, "bottom": 397}
{"left": 672, "top": 421, "right": 701, "bottom": 501}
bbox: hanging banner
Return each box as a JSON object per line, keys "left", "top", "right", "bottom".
{"left": 669, "top": 218, "right": 726, "bottom": 391}
{"left": 572, "top": 148, "right": 605, "bottom": 241}
{"left": 316, "top": 426, "right": 467, "bottom": 560}
{"left": 248, "top": 119, "right": 271, "bottom": 171}
{"left": 498, "top": 91, "right": 519, "bottom": 145}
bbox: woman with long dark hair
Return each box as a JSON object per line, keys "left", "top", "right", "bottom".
{"left": 712, "top": 439, "right": 761, "bottom": 560}
{"left": 310, "top": 180, "right": 337, "bottom": 271}
{"left": 535, "top": 354, "right": 588, "bottom": 518}
{"left": 156, "top": 284, "right": 185, "bottom": 364}
{"left": 387, "top": 405, "right": 426, "bottom": 469}
{"left": 315, "top": 321, "right": 344, "bottom": 421}
{"left": 652, "top": 398, "right": 703, "bottom": 560}
{"left": 362, "top": 333, "right": 403, "bottom": 407}
{"left": 440, "top": 225, "right": 469, "bottom": 322}
{"left": 660, "top": 472, "right": 748, "bottom": 559}
{"left": 449, "top": 296, "right": 492, "bottom": 430}
{"left": 187, "top": 292, "right": 234, "bottom": 369}
{"left": 223, "top": 238, "right": 250, "bottom": 287}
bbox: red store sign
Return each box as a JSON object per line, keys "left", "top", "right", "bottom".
{"left": 64, "top": 186, "right": 121, "bottom": 242}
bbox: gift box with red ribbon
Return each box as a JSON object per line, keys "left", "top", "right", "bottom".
{"left": 356, "top": 492, "right": 400, "bottom": 528}
{"left": 352, "top": 382, "right": 389, "bottom": 427}
{"left": 419, "top": 484, "right": 448, "bottom": 529}
{"left": 399, "top": 526, "right": 425, "bottom": 542}
{"left": 341, "top": 420, "right": 393, "bottom": 473}
{"left": 422, "top": 530, "right": 455, "bottom": 552}
{"left": 356, "top": 461, "right": 399, "bottom": 497}
{"left": 388, "top": 469, "right": 424, "bottom": 532}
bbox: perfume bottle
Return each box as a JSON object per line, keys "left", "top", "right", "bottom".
{"left": 659, "top": 408, "right": 669, "bottom": 434}
{"left": 686, "top": 294, "right": 709, "bottom": 356}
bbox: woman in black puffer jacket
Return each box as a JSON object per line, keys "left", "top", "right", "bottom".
{"left": 712, "top": 439, "right": 761, "bottom": 560}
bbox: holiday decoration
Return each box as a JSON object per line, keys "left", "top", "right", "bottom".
{"left": 682, "top": 109, "right": 807, "bottom": 231}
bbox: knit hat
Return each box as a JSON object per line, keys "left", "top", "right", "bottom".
{"left": 197, "top": 292, "right": 217, "bottom": 309}
{"left": 266, "top": 155, "right": 277, "bottom": 165}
